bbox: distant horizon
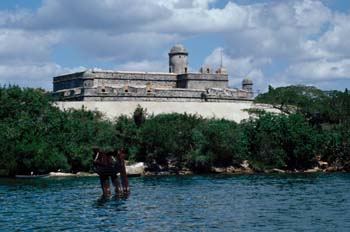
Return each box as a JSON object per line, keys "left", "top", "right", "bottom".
{"left": 0, "top": 0, "right": 349, "bottom": 93}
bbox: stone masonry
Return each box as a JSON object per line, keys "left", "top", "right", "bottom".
{"left": 53, "top": 45, "right": 254, "bottom": 102}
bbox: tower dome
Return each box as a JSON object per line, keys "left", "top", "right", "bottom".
{"left": 169, "top": 44, "right": 188, "bottom": 74}
{"left": 170, "top": 44, "right": 187, "bottom": 54}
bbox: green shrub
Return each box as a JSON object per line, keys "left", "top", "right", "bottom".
{"left": 139, "top": 113, "right": 203, "bottom": 166}
{"left": 242, "top": 113, "right": 318, "bottom": 170}
{"left": 188, "top": 119, "right": 247, "bottom": 169}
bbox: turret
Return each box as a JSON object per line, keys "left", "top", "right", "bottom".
{"left": 242, "top": 78, "right": 253, "bottom": 98}
{"left": 169, "top": 44, "right": 188, "bottom": 74}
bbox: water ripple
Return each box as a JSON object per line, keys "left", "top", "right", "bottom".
{"left": 1, "top": 174, "right": 350, "bottom": 231}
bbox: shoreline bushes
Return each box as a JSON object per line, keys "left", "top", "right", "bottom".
{"left": 242, "top": 113, "right": 318, "bottom": 170}
{"left": 0, "top": 85, "right": 349, "bottom": 176}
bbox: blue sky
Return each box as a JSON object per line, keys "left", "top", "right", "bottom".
{"left": 0, "top": 0, "right": 349, "bottom": 93}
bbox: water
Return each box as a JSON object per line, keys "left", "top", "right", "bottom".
{"left": 1, "top": 173, "right": 350, "bottom": 232}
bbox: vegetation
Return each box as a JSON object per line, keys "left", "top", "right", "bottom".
{"left": 187, "top": 119, "right": 247, "bottom": 172}
{"left": 254, "top": 85, "right": 350, "bottom": 170}
{"left": 0, "top": 85, "right": 349, "bottom": 177}
{"left": 255, "top": 85, "right": 350, "bottom": 125}
{"left": 242, "top": 113, "right": 318, "bottom": 170}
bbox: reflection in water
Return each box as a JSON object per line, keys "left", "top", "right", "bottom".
{"left": 96, "top": 193, "right": 130, "bottom": 207}
{"left": 0, "top": 174, "right": 350, "bottom": 231}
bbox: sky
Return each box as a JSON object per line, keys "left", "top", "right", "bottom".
{"left": 0, "top": 0, "right": 349, "bottom": 93}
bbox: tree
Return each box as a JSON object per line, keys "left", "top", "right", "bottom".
{"left": 254, "top": 85, "right": 331, "bottom": 124}
{"left": 133, "top": 105, "right": 147, "bottom": 128}
{"left": 187, "top": 119, "right": 247, "bottom": 172}
{"left": 139, "top": 113, "right": 203, "bottom": 167}
{"left": 242, "top": 112, "right": 318, "bottom": 170}
{"left": 114, "top": 115, "right": 140, "bottom": 162}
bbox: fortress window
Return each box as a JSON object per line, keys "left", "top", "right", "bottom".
{"left": 101, "top": 88, "right": 106, "bottom": 93}
{"left": 206, "top": 68, "right": 210, "bottom": 73}
{"left": 124, "top": 89, "right": 128, "bottom": 93}
{"left": 185, "top": 67, "right": 187, "bottom": 73}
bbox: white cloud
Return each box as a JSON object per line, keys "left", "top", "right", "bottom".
{"left": 287, "top": 59, "right": 350, "bottom": 81}
{"left": 31, "top": 0, "right": 169, "bottom": 30}
{"left": 0, "top": 29, "right": 60, "bottom": 62}
{"left": 0, "top": 27, "right": 64, "bottom": 90}
{"left": 157, "top": 0, "right": 216, "bottom": 9}
{"left": 0, "top": 0, "right": 349, "bottom": 91}
{"left": 204, "top": 47, "right": 269, "bottom": 90}
{"left": 224, "top": 0, "right": 332, "bottom": 59}
{"left": 0, "top": 28, "right": 65, "bottom": 90}
{"left": 294, "top": 0, "right": 331, "bottom": 28}
{"left": 314, "top": 14, "right": 350, "bottom": 57}
{"left": 0, "top": 63, "right": 85, "bottom": 90}
{"left": 146, "top": 1, "right": 250, "bottom": 34}
{"left": 200, "top": 1, "right": 349, "bottom": 91}
{"left": 0, "top": 9, "right": 33, "bottom": 27}
{"left": 25, "top": 0, "right": 250, "bottom": 36}
{"left": 116, "top": 59, "right": 168, "bottom": 72}
{"left": 66, "top": 31, "right": 180, "bottom": 62}
{"left": 1, "top": 0, "right": 336, "bottom": 61}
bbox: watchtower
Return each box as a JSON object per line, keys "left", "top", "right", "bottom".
{"left": 242, "top": 78, "right": 253, "bottom": 93}
{"left": 169, "top": 44, "right": 188, "bottom": 74}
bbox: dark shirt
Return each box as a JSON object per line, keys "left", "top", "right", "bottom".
{"left": 93, "top": 151, "right": 120, "bottom": 176}
{"left": 94, "top": 151, "right": 116, "bottom": 166}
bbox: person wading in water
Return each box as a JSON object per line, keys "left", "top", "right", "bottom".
{"left": 93, "top": 148, "right": 130, "bottom": 198}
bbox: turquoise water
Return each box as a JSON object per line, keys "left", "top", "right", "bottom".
{"left": 1, "top": 173, "right": 350, "bottom": 231}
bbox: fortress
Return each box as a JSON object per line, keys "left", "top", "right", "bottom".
{"left": 53, "top": 45, "right": 263, "bottom": 122}
{"left": 53, "top": 45, "right": 253, "bottom": 102}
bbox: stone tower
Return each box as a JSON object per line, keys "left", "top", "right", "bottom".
{"left": 169, "top": 44, "right": 188, "bottom": 74}
{"left": 242, "top": 78, "right": 253, "bottom": 93}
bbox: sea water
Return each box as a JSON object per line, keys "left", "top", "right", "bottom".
{"left": 1, "top": 173, "right": 350, "bottom": 231}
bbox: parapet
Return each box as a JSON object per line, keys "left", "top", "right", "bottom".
{"left": 200, "top": 66, "right": 212, "bottom": 74}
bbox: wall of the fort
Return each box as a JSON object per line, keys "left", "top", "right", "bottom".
{"left": 78, "top": 87, "right": 205, "bottom": 102}
{"left": 177, "top": 73, "right": 228, "bottom": 89}
{"left": 53, "top": 71, "right": 86, "bottom": 92}
{"left": 53, "top": 71, "right": 178, "bottom": 92}
{"left": 92, "top": 72, "right": 177, "bottom": 88}
{"left": 54, "top": 101, "right": 279, "bottom": 122}
{"left": 54, "top": 86, "right": 254, "bottom": 102}
{"left": 52, "top": 70, "right": 253, "bottom": 103}
{"left": 55, "top": 101, "right": 252, "bottom": 122}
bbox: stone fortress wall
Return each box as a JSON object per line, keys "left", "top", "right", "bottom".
{"left": 53, "top": 44, "right": 254, "bottom": 102}
{"left": 53, "top": 71, "right": 178, "bottom": 92}
{"left": 55, "top": 101, "right": 278, "bottom": 123}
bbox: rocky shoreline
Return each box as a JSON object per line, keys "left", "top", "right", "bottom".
{"left": 46, "top": 162, "right": 146, "bottom": 178}
{"left": 142, "top": 160, "right": 349, "bottom": 176}
{"left": 17, "top": 160, "right": 347, "bottom": 179}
